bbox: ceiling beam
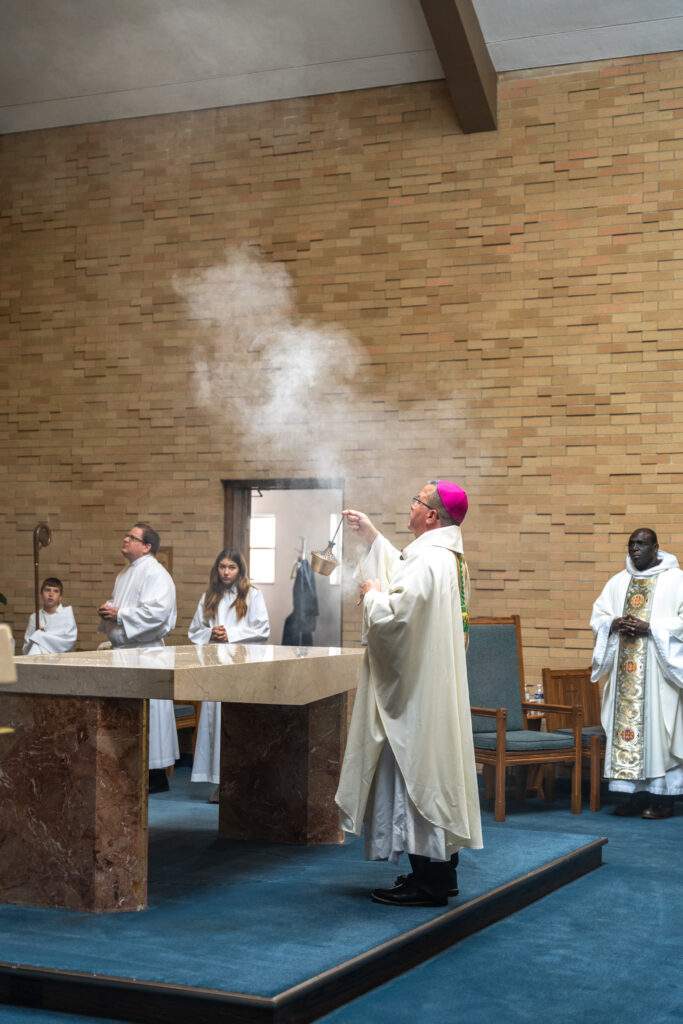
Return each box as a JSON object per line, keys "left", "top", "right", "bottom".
{"left": 419, "top": 0, "right": 497, "bottom": 133}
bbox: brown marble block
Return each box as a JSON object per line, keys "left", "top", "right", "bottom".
{"left": 0, "top": 695, "right": 147, "bottom": 912}
{"left": 219, "top": 693, "right": 347, "bottom": 844}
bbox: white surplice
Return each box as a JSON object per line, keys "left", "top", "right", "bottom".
{"left": 188, "top": 587, "right": 270, "bottom": 784}
{"left": 336, "top": 527, "right": 483, "bottom": 863}
{"left": 591, "top": 550, "right": 683, "bottom": 795}
{"left": 100, "top": 553, "right": 179, "bottom": 770}
{"left": 23, "top": 605, "right": 77, "bottom": 655}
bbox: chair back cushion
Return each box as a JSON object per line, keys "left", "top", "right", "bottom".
{"left": 467, "top": 622, "right": 524, "bottom": 732}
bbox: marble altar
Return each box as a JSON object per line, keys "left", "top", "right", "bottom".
{"left": 0, "top": 644, "right": 361, "bottom": 913}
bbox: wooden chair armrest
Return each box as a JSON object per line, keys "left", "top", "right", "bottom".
{"left": 472, "top": 708, "right": 507, "bottom": 762}
{"left": 521, "top": 701, "right": 582, "bottom": 717}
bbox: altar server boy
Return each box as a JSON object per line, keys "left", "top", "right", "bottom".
{"left": 23, "top": 577, "right": 77, "bottom": 655}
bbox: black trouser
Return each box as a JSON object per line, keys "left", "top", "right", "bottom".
{"left": 148, "top": 768, "right": 169, "bottom": 792}
{"left": 408, "top": 852, "right": 459, "bottom": 899}
{"left": 622, "top": 791, "right": 673, "bottom": 808}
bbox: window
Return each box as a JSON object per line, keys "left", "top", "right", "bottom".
{"left": 328, "top": 513, "right": 343, "bottom": 585}
{"left": 249, "top": 514, "right": 276, "bottom": 584}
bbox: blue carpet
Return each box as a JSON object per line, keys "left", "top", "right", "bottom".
{"left": 0, "top": 771, "right": 600, "bottom": 999}
{"left": 319, "top": 799, "right": 683, "bottom": 1024}
{"left": 0, "top": 1010, "right": 124, "bottom": 1024}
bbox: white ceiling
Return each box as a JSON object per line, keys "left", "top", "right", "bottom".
{"left": 477, "top": 0, "right": 683, "bottom": 70}
{"left": 1, "top": 0, "right": 683, "bottom": 134}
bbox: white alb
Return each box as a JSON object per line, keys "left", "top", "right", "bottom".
{"left": 188, "top": 587, "right": 270, "bottom": 784}
{"left": 100, "top": 553, "right": 179, "bottom": 770}
{"left": 23, "top": 604, "right": 77, "bottom": 655}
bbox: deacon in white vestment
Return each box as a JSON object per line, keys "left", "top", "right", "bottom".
{"left": 591, "top": 527, "right": 683, "bottom": 819}
{"left": 23, "top": 577, "right": 77, "bottom": 655}
{"left": 189, "top": 555, "right": 270, "bottom": 786}
{"left": 98, "top": 523, "right": 178, "bottom": 784}
{"left": 336, "top": 480, "right": 482, "bottom": 907}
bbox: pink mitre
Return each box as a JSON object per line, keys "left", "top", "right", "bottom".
{"left": 436, "top": 480, "right": 468, "bottom": 525}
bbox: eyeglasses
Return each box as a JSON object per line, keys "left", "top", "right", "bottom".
{"left": 123, "top": 533, "right": 147, "bottom": 544}
{"left": 410, "top": 496, "right": 432, "bottom": 511}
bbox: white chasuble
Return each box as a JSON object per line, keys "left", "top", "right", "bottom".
{"left": 189, "top": 588, "right": 270, "bottom": 784}
{"left": 100, "top": 554, "right": 179, "bottom": 770}
{"left": 23, "top": 605, "right": 77, "bottom": 655}
{"left": 336, "top": 526, "right": 483, "bottom": 861}
{"left": 591, "top": 551, "right": 683, "bottom": 795}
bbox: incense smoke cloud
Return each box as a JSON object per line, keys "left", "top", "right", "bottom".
{"left": 173, "top": 247, "right": 366, "bottom": 477}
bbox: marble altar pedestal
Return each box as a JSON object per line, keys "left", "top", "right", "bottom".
{"left": 0, "top": 644, "right": 361, "bottom": 912}
{"left": 220, "top": 693, "right": 347, "bottom": 843}
{"left": 0, "top": 696, "right": 147, "bottom": 912}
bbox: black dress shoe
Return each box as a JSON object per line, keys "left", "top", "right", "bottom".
{"left": 148, "top": 769, "right": 169, "bottom": 794}
{"left": 371, "top": 879, "right": 448, "bottom": 908}
{"left": 613, "top": 791, "right": 649, "bottom": 816}
{"left": 393, "top": 872, "right": 459, "bottom": 897}
{"left": 642, "top": 802, "right": 674, "bottom": 820}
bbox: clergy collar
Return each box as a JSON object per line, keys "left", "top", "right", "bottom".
{"left": 128, "top": 553, "right": 154, "bottom": 568}
{"left": 402, "top": 524, "right": 464, "bottom": 559}
{"left": 626, "top": 549, "right": 679, "bottom": 577}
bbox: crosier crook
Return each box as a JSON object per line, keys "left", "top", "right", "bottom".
{"left": 32, "top": 523, "right": 52, "bottom": 631}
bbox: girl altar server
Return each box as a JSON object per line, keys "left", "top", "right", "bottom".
{"left": 188, "top": 549, "right": 270, "bottom": 788}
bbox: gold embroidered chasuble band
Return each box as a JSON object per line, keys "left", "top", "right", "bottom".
{"left": 611, "top": 576, "right": 658, "bottom": 780}
{"left": 456, "top": 554, "right": 470, "bottom": 649}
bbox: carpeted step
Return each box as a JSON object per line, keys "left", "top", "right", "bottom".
{"left": 0, "top": 1007, "right": 125, "bottom": 1023}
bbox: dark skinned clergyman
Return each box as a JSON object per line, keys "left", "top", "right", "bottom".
{"left": 591, "top": 529, "right": 683, "bottom": 819}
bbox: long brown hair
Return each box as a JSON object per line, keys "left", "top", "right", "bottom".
{"left": 203, "top": 548, "right": 251, "bottom": 624}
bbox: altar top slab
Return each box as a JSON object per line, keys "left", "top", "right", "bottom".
{"left": 3, "top": 644, "right": 363, "bottom": 704}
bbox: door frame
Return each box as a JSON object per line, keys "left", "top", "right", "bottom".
{"left": 223, "top": 477, "right": 345, "bottom": 552}
{"left": 222, "top": 477, "right": 346, "bottom": 643}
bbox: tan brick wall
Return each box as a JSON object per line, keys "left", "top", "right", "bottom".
{"left": 2, "top": 52, "right": 683, "bottom": 687}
